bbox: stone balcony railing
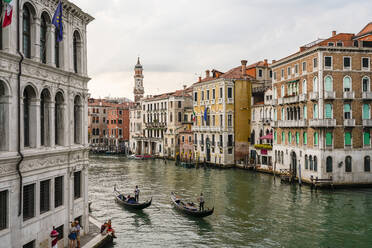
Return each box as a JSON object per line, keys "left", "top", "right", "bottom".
{"left": 309, "top": 119, "right": 336, "bottom": 127}
{"left": 218, "top": 98, "right": 223, "bottom": 104}
{"left": 271, "top": 99, "right": 278, "bottom": 105}
{"left": 363, "top": 119, "right": 372, "bottom": 127}
{"left": 227, "top": 98, "right": 234, "bottom": 104}
{"left": 278, "top": 98, "right": 284, "bottom": 105}
{"left": 344, "top": 119, "right": 356, "bottom": 127}
{"left": 309, "top": 92, "right": 319, "bottom": 101}
{"left": 362, "top": 92, "right": 372, "bottom": 100}
{"left": 278, "top": 120, "right": 307, "bottom": 127}
{"left": 343, "top": 91, "right": 355, "bottom": 99}
{"left": 270, "top": 121, "right": 278, "bottom": 127}
{"left": 324, "top": 91, "right": 336, "bottom": 99}
{"left": 299, "top": 94, "right": 307, "bottom": 102}
{"left": 283, "top": 95, "right": 299, "bottom": 104}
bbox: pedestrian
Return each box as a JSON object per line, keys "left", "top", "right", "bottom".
{"left": 134, "top": 185, "right": 140, "bottom": 202}
{"left": 50, "top": 226, "right": 59, "bottom": 248}
{"left": 68, "top": 222, "right": 77, "bottom": 248}
{"left": 198, "top": 193, "right": 205, "bottom": 211}
{"left": 75, "top": 220, "right": 82, "bottom": 248}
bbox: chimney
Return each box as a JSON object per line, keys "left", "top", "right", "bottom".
{"left": 198, "top": 76, "right": 202, "bottom": 83}
{"left": 241, "top": 60, "right": 247, "bottom": 76}
{"left": 272, "top": 60, "right": 276, "bottom": 64}
{"left": 206, "top": 70, "right": 210, "bottom": 78}
{"left": 332, "top": 30, "right": 336, "bottom": 37}
{"left": 264, "top": 59, "right": 268, "bottom": 65}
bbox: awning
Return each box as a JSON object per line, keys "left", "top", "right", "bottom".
{"left": 260, "top": 134, "right": 273, "bottom": 140}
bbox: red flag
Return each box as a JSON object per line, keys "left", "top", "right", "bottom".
{"left": 2, "top": 1, "right": 14, "bottom": 28}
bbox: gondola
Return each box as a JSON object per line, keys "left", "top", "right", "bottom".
{"left": 114, "top": 187, "right": 152, "bottom": 210}
{"left": 170, "top": 192, "right": 214, "bottom": 218}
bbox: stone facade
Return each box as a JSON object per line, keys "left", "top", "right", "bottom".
{"left": 0, "top": 0, "right": 93, "bottom": 247}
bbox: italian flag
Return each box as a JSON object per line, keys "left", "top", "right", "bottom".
{"left": 192, "top": 110, "right": 196, "bottom": 122}
{"left": 2, "top": 0, "right": 14, "bottom": 28}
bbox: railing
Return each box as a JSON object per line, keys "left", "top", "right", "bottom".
{"left": 277, "top": 120, "right": 307, "bottom": 127}
{"left": 299, "top": 94, "right": 307, "bottom": 102}
{"left": 324, "top": 91, "right": 336, "bottom": 99}
{"left": 284, "top": 95, "right": 299, "bottom": 104}
{"left": 270, "top": 121, "right": 278, "bottom": 127}
{"left": 344, "top": 119, "right": 355, "bottom": 127}
{"left": 362, "top": 92, "right": 372, "bottom": 100}
{"left": 218, "top": 98, "right": 223, "bottom": 104}
{"left": 363, "top": 119, "right": 372, "bottom": 127}
{"left": 227, "top": 98, "right": 234, "bottom": 104}
{"left": 309, "top": 92, "right": 319, "bottom": 101}
{"left": 278, "top": 98, "right": 284, "bottom": 105}
{"left": 309, "top": 119, "right": 336, "bottom": 127}
{"left": 343, "top": 91, "right": 355, "bottom": 99}
{"left": 211, "top": 99, "right": 215, "bottom": 104}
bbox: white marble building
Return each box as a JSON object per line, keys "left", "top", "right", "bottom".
{"left": 0, "top": 0, "right": 93, "bottom": 247}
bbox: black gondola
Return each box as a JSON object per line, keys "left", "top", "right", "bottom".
{"left": 114, "top": 188, "right": 152, "bottom": 210}
{"left": 170, "top": 192, "right": 214, "bottom": 218}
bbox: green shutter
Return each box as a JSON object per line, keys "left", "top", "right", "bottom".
{"left": 326, "top": 132, "right": 332, "bottom": 146}
{"left": 325, "top": 104, "right": 332, "bottom": 119}
{"left": 343, "top": 77, "right": 351, "bottom": 90}
{"left": 344, "top": 104, "right": 351, "bottom": 113}
{"left": 274, "top": 131, "right": 277, "bottom": 142}
{"left": 364, "top": 132, "right": 371, "bottom": 145}
{"left": 303, "top": 106, "right": 307, "bottom": 119}
{"left": 296, "top": 132, "right": 299, "bottom": 144}
{"left": 325, "top": 76, "right": 332, "bottom": 91}
{"left": 363, "top": 104, "right": 370, "bottom": 120}
{"left": 314, "top": 132, "right": 318, "bottom": 145}
{"left": 345, "top": 132, "right": 351, "bottom": 146}
{"left": 314, "top": 104, "right": 318, "bottom": 118}
{"left": 282, "top": 132, "right": 285, "bottom": 143}
{"left": 288, "top": 132, "right": 292, "bottom": 143}
{"left": 303, "top": 132, "right": 307, "bottom": 145}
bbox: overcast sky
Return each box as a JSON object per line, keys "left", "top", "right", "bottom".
{"left": 70, "top": 0, "right": 372, "bottom": 101}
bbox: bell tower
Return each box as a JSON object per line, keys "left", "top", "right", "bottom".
{"left": 134, "top": 57, "right": 144, "bottom": 102}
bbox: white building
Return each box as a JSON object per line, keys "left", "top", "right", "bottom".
{"left": 0, "top": 0, "right": 93, "bottom": 247}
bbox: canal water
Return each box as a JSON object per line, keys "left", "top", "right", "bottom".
{"left": 88, "top": 155, "right": 372, "bottom": 248}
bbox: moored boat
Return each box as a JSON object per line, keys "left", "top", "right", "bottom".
{"left": 170, "top": 192, "right": 214, "bottom": 218}
{"left": 114, "top": 188, "right": 152, "bottom": 210}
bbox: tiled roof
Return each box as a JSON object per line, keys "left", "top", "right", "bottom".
{"left": 220, "top": 66, "right": 256, "bottom": 80}
{"left": 357, "top": 22, "right": 372, "bottom": 36}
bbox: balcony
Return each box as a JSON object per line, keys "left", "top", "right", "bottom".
{"left": 278, "top": 98, "right": 285, "bottom": 105}
{"left": 344, "top": 119, "right": 355, "bottom": 127}
{"left": 270, "top": 121, "right": 278, "bottom": 127}
{"left": 324, "top": 91, "right": 336, "bottom": 99}
{"left": 283, "top": 95, "right": 299, "bottom": 104}
{"left": 211, "top": 99, "right": 215, "bottom": 104}
{"left": 278, "top": 120, "right": 307, "bottom": 127}
{"left": 200, "top": 100, "right": 205, "bottom": 106}
{"left": 363, "top": 119, "right": 372, "bottom": 127}
{"left": 362, "top": 92, "right": 372, "bottom": 100}
{"left": 205, "top": 100, "right": 210, "bottom": 105}
{"left": 271, "top": 99, "right": 278, "bottom": 105}
{"left": 218, "top": 98, "right": 223, "bottom": 104}
{"left": 227, "top": 98, "right": 234, "bottom": 104}
{"left": 262, "top": 118, "right": 272, "bottom": 124}
{"left": 309, "top": 92, "right": 318, "bottom": 101}
{"left": 343, "top": 91, "right": 355, "bottom": 99}
{"left": 299, "top": 94, "right": 307, "bottom": 102}
{"left": 309, "top": 119, "right": 336, "bottom": 127}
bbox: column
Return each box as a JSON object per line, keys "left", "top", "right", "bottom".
{"left": 30, "top": 98, "right": 40, "bottom": 148}
{"left": 32, "top": 17, "right": 41, "bottom": 62}
{"left": 48, "top": 100, "right": 55, "bottom": 147}
{"left": 47, "top": 25, "right": 55, "bottom": 66}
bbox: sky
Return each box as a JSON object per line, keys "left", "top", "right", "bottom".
{"left": 70, "top": 0, "right": 372, "bottom": 101}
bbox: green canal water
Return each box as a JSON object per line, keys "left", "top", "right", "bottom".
{"left": 88, "top": 155, "right": 372, "bottom": 248}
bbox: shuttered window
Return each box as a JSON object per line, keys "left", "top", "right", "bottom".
{"left": 303, "top": 106, "right": 307, "bottom": 119}
{"left": 305, "top": 156, "right": 308, "bottom": 169}
{"left": 74, "top": 171, "right": 82, "bottom": 199}
{"left": 274, "top": 131, "right": 277, "bottom": 142}
{"left": 345, "top": 132, "right": 352, "bottom": 146}
{"left": 23, "top": 184, "right": 35, "bottom": 221}
{"left": 0, "top": 190, "right": 8, "bottom": 230}
{"left": 365, "top": 156, "right": 371, "bottom": 172}
{"left": 363, "top": 104, "right": 370, "bottom": 119}
{"left": 325, "top": 104, "right": 332, "bottom": 119}
{"left": 40, "top": 180, "right": 50, "bottom": 214}
{"left": 344, "top": 104, "right": 351, "bottom": 119}
{"left": 288, "top": 132, "right": 292, "bottom": 144}
{"left": 343, "top": 77, "right": 351, "bottom": 91}
{"left": 296, "top": 132, "right": 299, "bottom": 145}
{"left": 282, "top": 132, "right": 285, "bottom": 144}
{"left": 324, "top": 76, "right": 333, "bottom": 91}
{"left": 326, "top": 157, "right": 333, "bottom": 173}
{"left": 303, "top": 132, "right": 307, "bottom": 145}
{"left": 314, "top": 156, "right": 318, "bottom": 171}
{"left": 55, "top": 176, "right": 63, "bottom": 208}
{"left": 364, "top": 132, "right": 371, "bottom": 146}
{"left": 314, "top": 132, "right": 318, "bottom": 146}
{"left": 313, "top": 104, "right": 318, "bottom": 119}
{"left": 326, "top": 132, "right": 332, "bottom": 146}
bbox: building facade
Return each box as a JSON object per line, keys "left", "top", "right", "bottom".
{"left": 0, "top": 0, "right": 93, "bottom": 247}
{"left": 271, "top": 25, "right": 372, "bottom": 185}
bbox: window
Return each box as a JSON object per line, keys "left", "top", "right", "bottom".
{"left": 303, "top": 132, "right": 307, "bottom": 145}
{"left": 227, "top": 87, "right": 233, "bottom": 99}
{"left": 344, "top": 104, "right": 351, "bottom": 119}
{"left": 343, "top": 57, "right": 351, "bottom": 69}
{"left": 74, "top": 96, "right": 82, "bottom": 144}
{"left": 40, "top": 14, "right": 48, "bottom": 64}
{"left": 313, "top": 104, "right": 318, "bottom": 119}
{"left": 273, "top": 72, "right": 277, "bottom": 80}
{"left": 303, "top": 106, "right": 307, "bottom": 119}
{"left": 328, "top": 42, "right": 334, "bottom": 46}
{"left": 325, "top": 104, "right": 332, "bottom": 119}
{"left": 40, "top": 180, "right": 50, "bottom": 214}
{"left": 219, "top": 87, "right": 223, "bottom": 98}
{"left": 324, "top": 56, "right": 332, "bottom": 68}
{"left": 73, "top": 31, "right": 81, "bottom": 73}
{"left": 365, "top": 156, "right": 371, "bottom": 172}
{"left": 40, "top": 89, "right": 51, "bottom": 146}
{"left": 313, "top": 77, "right": 318, "bottom": 92}
{"left": 274, "top": 131, "right": 277, "bottom": 143}
{"left": 345, "top": 132, "right": 352, "bottom": 146}
{"left": 364, "top": 131, "right": 371, "bottom": 146}
{"left": 296, "top": 132, "right": 299, "bottom": 145}
{"left": 220, "top": 115, "right": 223, "bottom": 127}
{"left": 281, "top": 69, "right": 284, "bottom": 78}
{"left": 337, "top": 41, "right": 343, "bottom": 47}
{"left": 282, "top": 131, "right": 285, "bottom": 143}
{"left": 178, "top": 101, "right": 181, "bottom": 108}
{"left": 309, "top": 156, "right": 313, "bottom": 170}
{"left": 302, "top": 62, "right": 307, "bottom": 72}
{"left": 206, "top": 90, "right": 210, "bottom": 100}
{"left": 178, "top": 112, "right": 181, "bottom": 122}
{"left": 302, "top": 80, "right": 307, "bottom": 94}
{"left": 55, "top": 176, "right": 63, "bottom": 207}
{"left": 0, "top": 190, "right": 8, "bottom": 230}
{"left": 228, "top": 135, "right": 233, "bottom": 146}
{"left": 74, "top": 171, "right": 81, "bottom": 199}
{"left": 313, "top": 58, "right": 318, "bottom": 68}
{"left": 23, "top": 184, "right": 35, "bottom": 221}
{"left": 314, "top": 132, "right": 318, "bottom": 146}
{"left": 295, "top": 64, "right": 299, "bottom": 74}
{"left": 324, "top": 76, "right": 333, "bottom": 92}
{"left": 354, "top": 40, "right": 359, "bottom": 47}
{"left": 194, "top": 92, "right": 197, "bottom": 102}
{"left": 305, "top": 155, "right": 308, "bottom": 169}
{"left": 281, "top": 85, "right": 285, "bottom": 97}
{"left": 258, "top": 69, "right": 263, "bottom": 77}
{"left": 201, "top": 91, "right": 204, "bottom": 100}
{"left": 345, "top": 156, "right": 352, "bottom": 172}
{"left": 23, "top": 6, "right": 31, "bottom": 58}
{"left": 326, "top": 156, "right": 333, "bottom": 173}
{"left": 314, "top": 156, "right": 318, "bottom": 172}
{"left": 362, "top": 57, "right": 370, "bottom": 70}
{"left": 363, "top": 77, "right": 370, "bottom": 92}
{"left": 228, "top": 114, "right": 232, "bottom": 127}
{"left": 24, "top": 86, "right": 37, "bottom": 148}
{"left": 343, "top": 76, "right": 351, "bottom": 92}
{"left": 363, "top": 104, "right": 370, "bottom": 119}
{"left": 212, "top": 88, "right": 215, "bottom": 99}
{"left": 326, "top": 132, "right": 332, "bottom": 146}
{"left": 288, "top": 132, "right": 292, "bottom": 144}
{"left": 287, "top": 67, "right": 291, "bottom": 76}
{"left": 23, "top": 240, "right": 35, "bottom": 248}
{"left": 281, "top": 108, "right": 284, "bottom": 120}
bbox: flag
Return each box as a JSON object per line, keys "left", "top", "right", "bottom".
{"left": 204, "top": 107, "right": 208, "bottom": 122}
{"left": 2, "top": 0, "right": 14, "bottom": 28}
{"left": 192, "top": 110, "right": 196, "bottom": 122}
{"left": 52, "top": 1, "right": 63, "bottom": 42}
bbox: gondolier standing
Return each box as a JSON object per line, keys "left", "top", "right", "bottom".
{"left": 198, "top": 193, "right": 204, "bottom": 211}
{"left": 134, "top": 185, "right": 140, "bottom": 202}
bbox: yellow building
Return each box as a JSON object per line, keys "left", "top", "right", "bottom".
{"left": 192, "top": 61, "right": 254, "bottom": 166}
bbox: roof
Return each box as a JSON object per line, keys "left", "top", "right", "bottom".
{"left": 357, "top": 22, "right": 372, "bottom": 36}
{"left": 220, "top": 66, "right": 255, "bottom": 80}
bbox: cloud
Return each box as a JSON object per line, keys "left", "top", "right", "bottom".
{"left": 70, "top": 0, "right": 372, "bottom": 100}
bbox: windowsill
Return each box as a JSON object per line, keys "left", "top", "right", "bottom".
{"left": 324, "top": 67, "right": 332, "bottom": 70}
{"left": 22, "top": 216, "right": 38, "bottom": 228}
{"left": 0, "top": 228, "right": 10, "bottom": 238}
{"left": 40, "top": 210, "right": 53, "bottom": 219}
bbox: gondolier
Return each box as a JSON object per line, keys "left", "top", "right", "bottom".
{"left": 134, "top": 185, "right": 140, "bottom": 202}
{"left": 198, "top": 193, "right": 205, "bottom": 211}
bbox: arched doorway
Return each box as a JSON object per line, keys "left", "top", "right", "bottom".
{"left": 206, "top": 137, "right": 211, "bottom": 162}
{"left": 290, "top": 151, "right": 297, "bottom": 178}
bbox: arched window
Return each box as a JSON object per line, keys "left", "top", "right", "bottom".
{"left": 73, "top": 31, "right": 82, "bottom": 73}
{"left": 362, "top": 77, "right": 370, "bottom": 92}
{"left": 314, "top": 156, "right": 318, "bottom": 171}
{"left": 297, "top": 107, "right": 301, "bottom": 120}
{"left": 281, "top": 85, "right": 285, "bottom": 97}
{"left": 40, "top": 89, "right": 51, "bottom": 146}
{"left": 324, "top": 76, "right": 333, "bottom": 92}
{"left": 282, "top": 131, "right": 285, "bottom": 144}
{"left": 55, "top": 92, "right": 64, "bottom": 146}
{"left": 305, "top": 155, "right": 308, "bottom": 169}
{"left": 343, "top": 76, "right": 351, "bottom": 92}
{"left": 313, "top": 77, "right": 318, "bottom": 92}
{"left": 281, "top": 108, "right": 284, "bottom": 120}
{"left": 23, "top": 85, "right": 37, "bottom": 147}
{"left": 313, "top": 103, "right": 318, "bottom": 119}
{"left": 345, "top": 156, "right": 352, "bottom": 172}
{"left": 365, "top": 156, "right": 371, "bottom": 172}
{"left": 303, "top": 105, "right": 307, "bottom": 119}
{"left": 344, "top": 104, "right": 351, "bottom": 119}
{"left": 326, "top": 156, "right": 333, "bottom": 173}
{"left": 309, "top": 156, "right": 313, "bottom": 170}
{"left": 250, "top": 130, "right": 255, "bottom": 145}
{"left": 281, "top": 151, "right": 284, "bottom": 164}
{"left": 303, "top": 132, "right": 307, "bottom": 145}
{"left": 40, "top": 13, "right": 49, "bottom": 64}
{"left": 0, "top": 81, "right": 9, "bottom": 151}
{"left": 363, "top": 104, "right": 370, "bottom": 119}
{"left": 302, "top": 80, "right": 307, "bottom": 94}
{"left": 259, "top": 130, "right": 263, "bottom": 144}
{"left": 325, "top": 104, "right": 332, "bottom": 119}
{"left": 23, "top": 5, "right": 32, "bottom": 58}
{"left": 74, "top": 95, "right": 82, "bottom": 144}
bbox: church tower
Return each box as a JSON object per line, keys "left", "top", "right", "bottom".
{"left": 134, "top": 57, "right": 144, "bottom": 102}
